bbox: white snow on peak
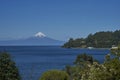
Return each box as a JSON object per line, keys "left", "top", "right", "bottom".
{"left": 35, "top": 32, "right": 46, "bottom": 37}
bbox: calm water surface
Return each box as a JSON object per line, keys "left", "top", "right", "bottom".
{"left": 0, "top": 46, "right": 110, "bottom": 80}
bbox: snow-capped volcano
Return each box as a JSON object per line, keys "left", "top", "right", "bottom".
{"left": 35, "top": 32, "right": 46, "bottom": 37}
{"left": 0, "top": 32, "right": 65, "bottom": 45}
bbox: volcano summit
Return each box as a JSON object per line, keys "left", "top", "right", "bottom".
{"left": 0, "top": 32, "right": 64, "bottom": 46}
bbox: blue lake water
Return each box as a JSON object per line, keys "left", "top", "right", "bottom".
{"left": 0, "top": 46, "right": 110, "bottom": 80}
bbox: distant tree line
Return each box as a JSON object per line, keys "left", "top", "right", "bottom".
{"left": 62, "top": 30, "right": 120, "bottom": 48}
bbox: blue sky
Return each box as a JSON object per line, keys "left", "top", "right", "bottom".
{"left": 0, "top": 0, "right": 120, "bottom": 41}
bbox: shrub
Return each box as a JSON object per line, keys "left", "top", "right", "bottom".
{"left": 40, "top": 70, "right": 69, "bottom": 80}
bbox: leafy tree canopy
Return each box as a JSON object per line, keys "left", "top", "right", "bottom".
{"left": 0, "top": 52, "right": 21, "bottom": 80}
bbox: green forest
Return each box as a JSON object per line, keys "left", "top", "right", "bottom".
{"left": 63, "top": 30, "right": 120, "bottom": 48}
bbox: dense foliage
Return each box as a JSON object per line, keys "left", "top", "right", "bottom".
{"left": 65, "top": 53, "right": 97, "bottom": 80}
{"left": 39, "top": 43, "right": 120, "bottom": 80}
{"left": 40, "top": 70, "right": 69, "bottom": 80}
{"left": 63, "top": 30, "right": 120, "bottom": 48}
{"left": 64, "top": 44, "right": 120, "bottom": 80}
{"left": 0, "top": 52, "right": 21, "bottom": 80}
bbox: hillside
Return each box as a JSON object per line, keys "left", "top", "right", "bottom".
{"left": 63, "top": 30, "right": 120, "bottom": 48}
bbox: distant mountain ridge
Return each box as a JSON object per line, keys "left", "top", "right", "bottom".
{"left": 0, "top": 32, "right": 65, "bottom": 46}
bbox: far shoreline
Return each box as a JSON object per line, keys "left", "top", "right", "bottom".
{"left": 63, "top": 47, "right": 110, "bottom": 50}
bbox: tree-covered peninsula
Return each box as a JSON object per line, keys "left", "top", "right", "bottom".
{"left": 63, "top": 30, "right": 120, "bottom": 48}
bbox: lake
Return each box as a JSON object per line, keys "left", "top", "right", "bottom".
{"left": 0, "top": 46, "right": 110, "bottom": 80}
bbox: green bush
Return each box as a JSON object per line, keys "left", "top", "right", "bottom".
{"left": 0, "top": 52, "right": 21, "bottom": 80}
{"left": 65, "top": 51, "right": 120, "bottom": 80}
{"left": 40, "top": 70, "right": 69, "bottom": 80}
